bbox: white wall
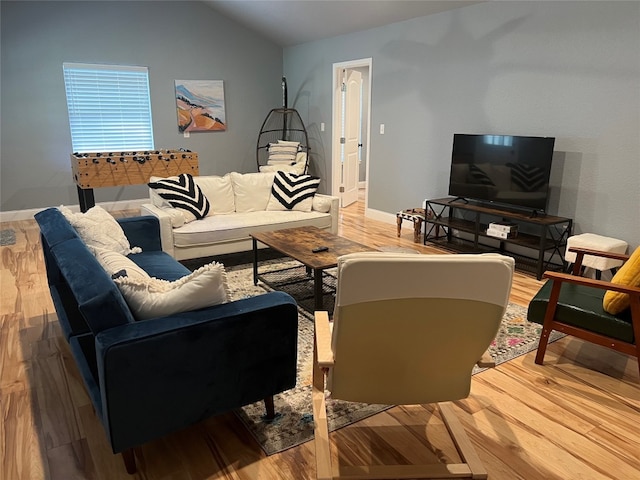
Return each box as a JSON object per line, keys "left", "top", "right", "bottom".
{"left": 284, "top": 1, "right": 640, "bottom": 248}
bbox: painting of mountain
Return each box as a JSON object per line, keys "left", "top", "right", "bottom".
{"left": 175, "top": 80, "right": 226, "bottom": 132}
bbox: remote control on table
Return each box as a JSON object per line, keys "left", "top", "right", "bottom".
{"left": 312, "top": 246, "right": 329, "bottom": 253}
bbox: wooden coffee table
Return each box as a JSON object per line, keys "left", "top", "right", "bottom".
{"left": 251, "top": 226, "right": 377, "bottom": 312}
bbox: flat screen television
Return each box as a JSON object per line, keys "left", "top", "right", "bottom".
{"left": 448, "top": 134, "right": 555, "bottom": 213}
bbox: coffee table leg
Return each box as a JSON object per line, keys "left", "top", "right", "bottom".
{"left": 252, "top": 238, "right": 259, "bottom": 285}
{"left": 314, "top": 268, "right": 324, "bottom": 312}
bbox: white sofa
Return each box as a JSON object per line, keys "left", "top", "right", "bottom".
{"left": 140, "top": 171, "right": 339, "bottom": 261}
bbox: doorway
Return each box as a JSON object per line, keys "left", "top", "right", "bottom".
{"left": 332, "top": 58, "right": 371, "bottom": 208}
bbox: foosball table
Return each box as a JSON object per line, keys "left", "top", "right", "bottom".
{"left": 70, "top": 149, "right": 199, "bottom": 211}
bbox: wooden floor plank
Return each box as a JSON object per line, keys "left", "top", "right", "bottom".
{"left": 1, "top": 388, "right": 49, "bottom": 480}
{"left": 1, "top": 200, "right": 638, "bottom": 479}
{"left": 46, "top": 439, "right": 97, "bottom": 480}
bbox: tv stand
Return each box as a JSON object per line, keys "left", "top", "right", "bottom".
{"left": 424, "top": 197, "right": 573, "bottom": 280}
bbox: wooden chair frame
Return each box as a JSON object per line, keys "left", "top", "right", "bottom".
{"left": 312, "top": 311, "right": 494, "bottom": 480}
{"left": 535, "top": 246, "right": 640, "bottom": 377}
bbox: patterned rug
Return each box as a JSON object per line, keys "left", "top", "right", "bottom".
{"left": 220, "top": 259, "right": 564, "bottom": 455}
{"left": 0, "top": 229, "right": 16, "bottom": 246}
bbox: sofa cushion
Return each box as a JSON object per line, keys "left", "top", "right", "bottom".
{"left": 172, "top": 210, "right": 332, "bottom": 246}
{"left": 603, "top": 246, "right": 640, "bottom": 315}
{"left": 266, "top": 172, "right": 320, "bottom": 212}
{"left": 194, "top": 175, "right": 236, "bottom": 214}
{"left": 114, "top": 262, "right": 230, "bottom": 321}
{"left": 528, "top": 279, "right": 633, "bottom": 343}
{"left": 148, "top": 173, "right": 210, "bottom": 222}
{"left": 58, "top": 205, "right": 141, "bottom": 255}
{"left": 230, "top": 172, "right": 276, "bottom": 212}
{"left": 127, "top": 251, "right": 192, "bottom": 281}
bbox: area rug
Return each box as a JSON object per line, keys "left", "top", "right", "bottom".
{"left": 220, "top": 259, "right": 564, "bottom": 455}
{"left": 0, "top": 229, "right": 16, "bottom": 246}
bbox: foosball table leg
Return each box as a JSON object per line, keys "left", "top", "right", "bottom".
{"left": 77, "top": 186, "right": 95, "bottom": 213}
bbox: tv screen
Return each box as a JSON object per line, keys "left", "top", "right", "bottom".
{"left": 448, "top": 134, "right": 555, "bottom": 212}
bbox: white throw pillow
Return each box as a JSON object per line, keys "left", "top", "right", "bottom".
{"left": 58, "top": 205, "right": 141, "bottom": 255}
{"left": 230, "top": 172, "right": 276, "bottom": 212}
{"left": 114, "top": 262, "right": 230, "bottom": 321}
{"left": 90, "top": 247, "right": 151, "bottom": 282}
{"left": 277, "top": 140, "right": 301, "bottom": 147}
{"left": 312, "top": 195, "right": 332, "bottom": 213}
{"left": 260, "top": 152, "right": 307, "bottom": 175}
{"left": 268, "top": 142, "right": 298, "bottom": 163}
{"left": 194, "top": 175, "right": 236, "bottom": 214}
{"left": 266, "top": 172, "right": 320, "bottom": 212}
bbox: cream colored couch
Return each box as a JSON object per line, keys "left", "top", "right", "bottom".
{"left": 140, "top": 171, "right": 339, "bottom": 261}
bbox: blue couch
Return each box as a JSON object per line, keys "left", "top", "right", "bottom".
{"left": 35, "top": 207, "right": 299, "bottom": 473}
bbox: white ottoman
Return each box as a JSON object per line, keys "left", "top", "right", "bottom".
{"left": 565, "top": 233, "right": 628, "bottom": 278}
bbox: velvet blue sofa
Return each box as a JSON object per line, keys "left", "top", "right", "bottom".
{"left": 35, "top": 207, "right": 298, "bottom": 473}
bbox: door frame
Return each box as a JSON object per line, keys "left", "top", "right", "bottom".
{"left": 332, "top": 58, "right": 372, "bottom": 209}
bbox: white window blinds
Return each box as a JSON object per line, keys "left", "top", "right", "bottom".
{"left": 63, "top": 63, "right": 154, "bottom": 152}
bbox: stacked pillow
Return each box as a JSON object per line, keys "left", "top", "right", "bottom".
{"left": 267, "top": 140, "right": 300, "bottom": 165}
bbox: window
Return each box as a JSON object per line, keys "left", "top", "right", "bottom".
{"left": 63, "top": 63, "right": 154, "bottom": 152}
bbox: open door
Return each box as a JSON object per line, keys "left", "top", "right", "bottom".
{"left": 339, "top": 69, "right": 362, "bottom": 207}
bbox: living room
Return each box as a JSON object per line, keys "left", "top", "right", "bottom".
{"left": 1, "top": 1, "right": 639, "bottom": 479}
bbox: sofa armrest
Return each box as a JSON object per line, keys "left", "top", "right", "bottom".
{"left": 140, "top": 203, "right": 176, "bottom": 257}
{"left": 314, "top": 193, "right": 339, "bottom": 234}
{"left": 94, "top": 291, "right": 299, "bottom": 453}
{"left": 117, "top": 216, "right": 162, "bottom": 252}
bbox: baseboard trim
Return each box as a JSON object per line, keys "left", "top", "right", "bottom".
{"left": 364, "top": 207, "right": 396, "bottom": 225}
{"left": 0, "top": 198, "right": 148, "bottom": 223}
{"left": 4, "top": 199, "right": 399, "bottom": 227}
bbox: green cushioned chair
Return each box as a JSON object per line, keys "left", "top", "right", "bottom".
{"left": 528, "top": 246, "right": 640, "bottom": 377}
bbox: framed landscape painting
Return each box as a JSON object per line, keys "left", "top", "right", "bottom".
{"left": 175, "top": 80, "right": 226, "bottom": 132}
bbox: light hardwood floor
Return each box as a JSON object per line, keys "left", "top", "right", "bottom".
{"left": 1, "top": 201, "right": 638, "bottom": 479}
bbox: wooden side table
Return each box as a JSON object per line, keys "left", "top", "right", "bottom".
{"left": 396, "top": 208, "right": 430, "bottom": 243}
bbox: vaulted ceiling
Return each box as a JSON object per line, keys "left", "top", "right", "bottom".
{"left": 203, "top": 1, "right": 483, "bottom": 47}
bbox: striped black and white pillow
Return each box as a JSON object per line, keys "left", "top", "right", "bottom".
{"left": 148, "top": 173, "right": 210, "bottom": 222}
{"left": 468, "top": 164, "right": 495, "bottom": 186}
{"left": 266, "top": 172, "right": 320, "bottom": 212}
{"left": 507, "top": 163, "right": 546, "bottom": 191}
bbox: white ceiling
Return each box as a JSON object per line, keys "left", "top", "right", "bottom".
{"left": 203, "top": 0, "right": 483, "bottom": 47}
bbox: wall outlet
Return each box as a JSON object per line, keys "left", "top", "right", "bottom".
{"left": 183, "top": 131, "right": 190, "bottom": 138}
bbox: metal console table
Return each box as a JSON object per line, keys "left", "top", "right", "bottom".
{"left": 424, "top": 197, "right": 573, "bottom": 280}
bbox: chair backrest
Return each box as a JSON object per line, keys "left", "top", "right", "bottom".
{"left": 328, "top": 252, "right": 514, "bottom": 405}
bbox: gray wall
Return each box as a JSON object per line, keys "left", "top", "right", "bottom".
{"left": 283, "top": 1, "right": 640, "bottom": 248}
{"left": 1, "top": 1, "right": 282, "bottom": 211}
